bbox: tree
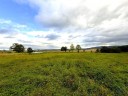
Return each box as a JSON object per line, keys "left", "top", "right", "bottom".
{"left": 70, "top": 44, "right": 74, "bottom": 52}
{"left": 76, "top": 45, "right": 81, "bottom": 53}
{"left": 100, "top": 46, "right": 121, "bottom": 53}
{"left": 96, "top": 49, "right": 100, "bottom": 53}
{"left": 100, "top": 47, "right": 109, "bottom": 53}
{"left": 61, "top": 46, "right": 67, "bottom": 52}
{"left": 118, "top": 45, "right": 128, "bottom": 52}
{"left": 10, "top": 43, "right": 25, "bottom": 53}
{"left": 110, "top": 47, "right": 121, "bottom": 53}
{"left": 27, "top": 47, "right": 33, "bottom": 54}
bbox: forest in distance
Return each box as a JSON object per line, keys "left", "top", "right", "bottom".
{"left": 1, "top": 43, "right": 128, "bottom": 54}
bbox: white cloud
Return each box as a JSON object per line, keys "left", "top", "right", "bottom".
{"left": 0, "top": 19, "right": 12, "bottom": 24}
{"left": 1, "top": 0, "right": 128, "bottom": 49}
{"left": 19, "top": 0, "right": 128, "bottom": 29}
{"left": 0, "top": 18, "right": 28, "bottom": 32}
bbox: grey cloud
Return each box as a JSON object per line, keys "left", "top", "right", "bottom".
{"left": 24, "top": 44, "right": 58, "bottom": 49}
{"left": 4, "top": 36, "right": 15, "bottom": 38}
{"left": 45, "top": 34, "right": 60, "bottom": 40}
{"left": 0, "top": 46, "right": 8, "bottom": 50}
{"left": 46, "top": 44, "right": 59, "bottom": 49}
{"left": 36, "top": 14, "right": 70, "bottom": 29}
{"left": 0, "top": 29, "right": 10, "bottom": 34}
{"left": 35, "top": 0, "right": 127, "bottom": 30}
{"left": 103, "top": 36, "right": 128, "bottom": 43}
{"left": 0, "top": 29, "right": 18, "bottom": 35}
{"left": 42, "top": 43, "right": 52, "bottom": 45}
{"left": 36, "top": 8, "right": 90, "bottom": 30}
{"left": 20, "top": 0, "right": 88, "bottom": 30}
{"left": 90, "top": 7, "right": 120, "bottom": 26}
{"left": 68, "top": 35, "right": 81, "bottom": 39}
{"left": 35, "top": 35, "right": 44, "bottom": 38}
{"left": 81, "top": 42, "right": 101, "bottom": 48}
{"left": 23, "top": 44, "right": 43, "bottom": 49}
{"left": 18, "top": 40, "right": 32, "bottom": 43}
{"left": 83, "top": 34, "right": 128, "bottom": 46}
{"left": 90, "top": 1, "right": 128, "bottom": 26}
{"left": 64, "top": 42, "right": 71, "bottom": 44}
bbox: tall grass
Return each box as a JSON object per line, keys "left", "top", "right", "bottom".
{"left": 0, "top": 52, "right": 128, "bottom": 96}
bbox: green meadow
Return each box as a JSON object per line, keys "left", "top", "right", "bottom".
{"left": 0, "top": 52, "right": 128, "bottom": 96}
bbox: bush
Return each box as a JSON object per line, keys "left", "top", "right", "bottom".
{"left": 27, "top": 47, "right": 33, "bottom": 54}
{"left": 118, "top": 45, "right": 128, "bottom": 52}
{"left": 61, "top": 46, "right": 67, "bottom": 52}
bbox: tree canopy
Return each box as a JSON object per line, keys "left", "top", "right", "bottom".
{"left": 27, "top": 47, "right": 33, "bottom": 54}
{"left": 10, "top": 43, "right": 25, "bottom": 53}
{"left": 76, "top": 45, "right": 81, "bottom": 53}
{"left": 70, "top": 44, "right": 74, "bottom": 52}
{"left": 61, "top": 46, "right": 67, "bottom": 52}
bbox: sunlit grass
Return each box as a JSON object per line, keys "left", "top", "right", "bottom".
{"left": 0, "top": 52, "right": 128, "bottom": 96}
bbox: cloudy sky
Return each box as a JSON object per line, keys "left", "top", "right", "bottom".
{"left": 0, "top": 0, "right": 128, "bottom": 49}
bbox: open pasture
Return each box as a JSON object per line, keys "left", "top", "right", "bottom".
{"left": 0, "top": 52, "right": 128, "bottom": 96}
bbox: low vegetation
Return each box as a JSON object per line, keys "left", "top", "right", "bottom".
{"left": 100, "top": 45, "right": 128, "bottom": 53}
{"left": 0, "top": 52, "right": 128, "bottom": 96}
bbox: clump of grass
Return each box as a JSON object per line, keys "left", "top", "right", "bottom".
{"left": 62, "top": 74, "right": 78, "bottom": 91}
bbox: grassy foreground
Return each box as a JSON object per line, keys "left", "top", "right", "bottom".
{"left": 0, "top": 52, "right": 128, "bottom": 96}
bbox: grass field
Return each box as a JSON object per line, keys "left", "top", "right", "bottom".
{"left": 0, "top": 52, "right": 128, "bottom": 96}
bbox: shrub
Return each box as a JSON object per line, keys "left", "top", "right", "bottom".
{"left": 27, "top": 47, "right": 33, "bottom": 54}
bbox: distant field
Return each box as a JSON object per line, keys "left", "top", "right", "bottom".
{"left": 0, "top": 52, "right": 128, "bottom": 96}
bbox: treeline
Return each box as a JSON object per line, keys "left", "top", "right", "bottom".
{"left": 61, "top": 44, "right": 81, "bottom": 53}
{"left": 8, "top": 43, "right": 128, "bottom": 54}
{"left": 10, "top": 43, "right": 33, "bottom": 54}
{"left": 99, "top": 45, "right": 128, "bottom": 53}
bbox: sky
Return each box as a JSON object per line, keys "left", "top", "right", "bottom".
{"left": 0, "top": 0, "right": 128, "bottom": 50}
